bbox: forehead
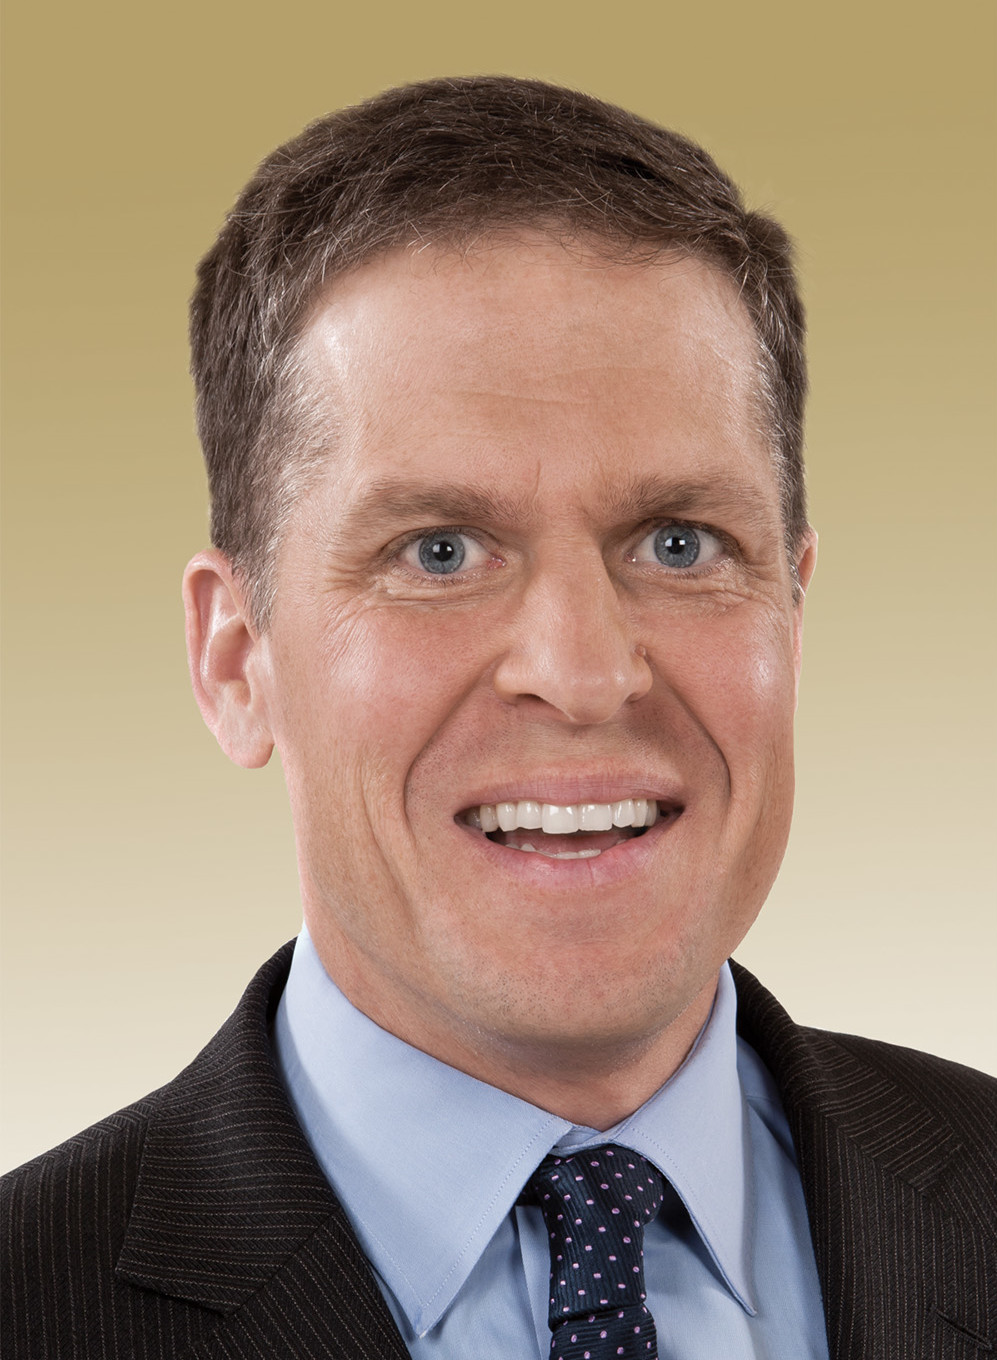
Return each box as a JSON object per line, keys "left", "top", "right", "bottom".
{"left": 294, "top": 235, "right": 774, "bottom": 508}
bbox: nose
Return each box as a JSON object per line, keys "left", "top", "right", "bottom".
{"left": 492, "top": 555, "right": 652, "bottom": 724}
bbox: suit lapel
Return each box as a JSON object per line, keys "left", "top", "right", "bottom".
{"left": 178, "top": 1213, "right": 413, "bottom": 1360}
{"left": 115, "top": 944, "right": 410, "bottom": 1360}
{"left": 732, "top": 962, "right": 996, "bottom": 1360}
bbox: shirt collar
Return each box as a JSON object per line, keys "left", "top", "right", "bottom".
{"left": 274, "top": 929, "right": 754, "bottom": 1336}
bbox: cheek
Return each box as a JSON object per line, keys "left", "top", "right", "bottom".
{"left": 659, "top": 608, "right": 799, "bottom": 764}
{"left": 278, "top": 602, "right": 496, "bottom": 771}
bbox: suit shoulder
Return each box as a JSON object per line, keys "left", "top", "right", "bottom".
{"left": 2, "top": 1095, "right": 159, "bottom": 1356}
{"left": 1, "top": 1087, "right": 233, "bottom": 1360}
{"left": 803, "top": 1026, "right": 997, "bottom": 1128}
{"left": 731, "top": 960, "right": 997, "bottom": 1148}
{"left": 2, "top": 1089, "right": 160, "bottom": 1244}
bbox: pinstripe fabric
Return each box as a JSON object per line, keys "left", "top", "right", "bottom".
{"left": 3, "top": 945, "right": 995, "bottom": 1359}
{"left": 731, "top": 963, "right": 997, "bottom": 1359}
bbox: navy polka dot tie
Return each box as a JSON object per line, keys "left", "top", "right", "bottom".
{"left": 526, "top": 1145, "right": 665, "bottom": 1360}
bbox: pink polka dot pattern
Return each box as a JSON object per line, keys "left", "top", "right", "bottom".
{"left": 525, "top": 1145, "right": 664, "bottom": 1360}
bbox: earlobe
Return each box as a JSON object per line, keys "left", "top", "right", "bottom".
{"left": 182, "top": 550, "right": 275, "bottom": 769}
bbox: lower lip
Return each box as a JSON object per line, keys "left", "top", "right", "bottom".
{"left": 452, "top": 811, "right": 682, "bottom": 890}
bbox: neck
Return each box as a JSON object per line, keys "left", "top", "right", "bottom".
{"left": 436, "top": 987, "right": 716, "bottom": 1129}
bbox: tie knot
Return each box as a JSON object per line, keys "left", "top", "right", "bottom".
{"left": 527, "top": 1145, "right": 665, "bottom": 1333}
{"left": 529, "top": 1145, "right": 665, "bottom": 1232}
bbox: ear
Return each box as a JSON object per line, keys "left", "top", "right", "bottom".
{"left": 791, "top": 527, "right": 818, "bottom": 697}
{"left": 182, "top": 550, "right": 275, "bottom": 768}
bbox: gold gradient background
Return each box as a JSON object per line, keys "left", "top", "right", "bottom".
{"left": 2, "top": 0, "right": 995, "bottom": 1171}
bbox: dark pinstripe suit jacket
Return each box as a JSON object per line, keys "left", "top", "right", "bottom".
{"left": 3, "top": 943, "right": 995, "bottom": 1359}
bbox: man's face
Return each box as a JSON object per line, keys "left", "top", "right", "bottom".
{"left": 252, "top": 236, "right": 813, "bottom": 1092}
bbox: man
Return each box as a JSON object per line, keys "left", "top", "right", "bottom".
{"left": 2, "top": 76, "right": 994, "bottom": 1360}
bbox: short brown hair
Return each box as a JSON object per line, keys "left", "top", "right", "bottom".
{"left": 191, "top": 75, "right": 808, "bottom": 625}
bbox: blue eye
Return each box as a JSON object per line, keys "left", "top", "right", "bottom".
{"left": 654, "top": 526, "right": 701, "bottom": 568}
{"left": 417, "top": 532, "right": 466, "bottom": 574}
{"left": 630, "top": 523, "right": 723, "bottom": 570}
{"left": 398, "top": 529, "right": 493, "bottom": 578}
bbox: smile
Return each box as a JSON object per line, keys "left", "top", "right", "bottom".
{"left": 459, "top": 799, "right": 676, "bottom": 860}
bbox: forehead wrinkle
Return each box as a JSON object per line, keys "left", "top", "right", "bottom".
{"left": 440, "top": 363, "right": 680, "bottom": 408}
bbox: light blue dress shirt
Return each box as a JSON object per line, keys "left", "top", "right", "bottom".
{"left": 273, "top": 929, "right": 828, "bottom": 1357}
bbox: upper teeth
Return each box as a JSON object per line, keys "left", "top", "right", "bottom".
{"left": 467, "top": 799, "right": 659, "bottom": 834}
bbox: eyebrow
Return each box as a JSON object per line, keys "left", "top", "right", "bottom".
{"left": 336, "top": 471, "right": 780, "bottom": 540}
{"left": 337, "top": 481, "right": 525, "bottom": 537}
{"left": 603, "top": 473, "right": 779, "bottom": 534}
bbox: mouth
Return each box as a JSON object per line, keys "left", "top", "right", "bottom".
{"left": 458, "top": 798, "right": 681, "bottom": 860}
